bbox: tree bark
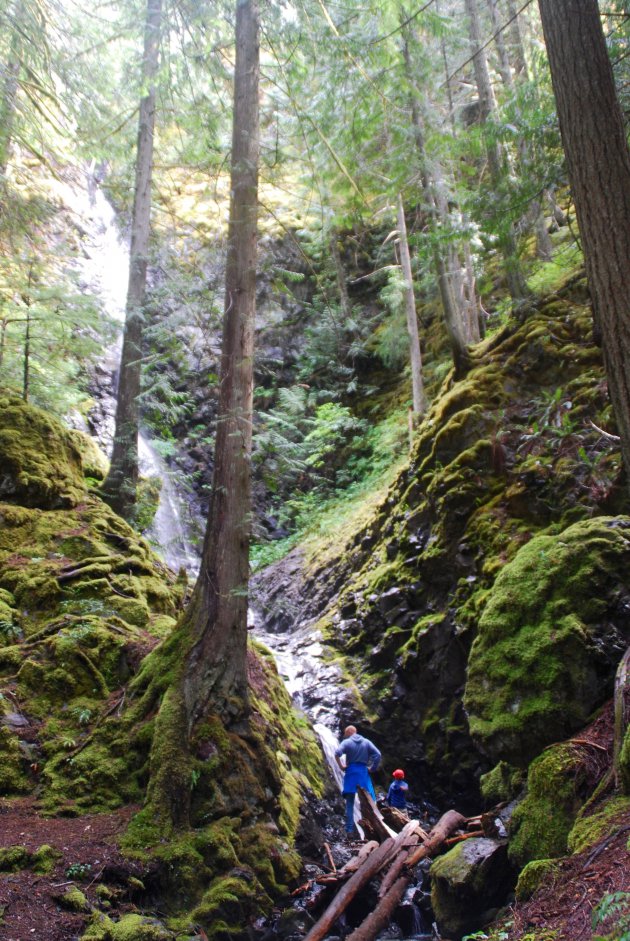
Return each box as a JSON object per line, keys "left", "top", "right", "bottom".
{"left": 400, "top": 19, "right": 471, "bottom": 374}
{"left": 102, "top": 0, "right": 161, "bottom": 519}
{"left": 397, "top": 194, "right": 426, "bottom": 418}
{"left": 613, "top": 645, "right": 630, "bottom": 788}
{"left": 330, "top": 230, "right": 352, "bottom": 321}
{"left": 506, "top": 0, "right": 528, "bottom": 79}
{"left": 537, "top": 0, "right": 630, "bottom": 491}
{"left": 0, "top": 0, "right": 24, "bottom": 177}
{"left": 180, "top": 0, "right": 260, "bottom": 728}
{"left": 464, "top": 0, "right": 529, "bottom": 304}
{"left": 485, "top": 0, "right": 513, "bottom": 90}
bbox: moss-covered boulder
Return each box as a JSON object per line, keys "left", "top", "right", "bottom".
{"left": 508, "top": 742, "right": 592, "bottom": 868}
{"left": 68, "top": 430, "right": 109, "bottom": 481}
{"left": 567, "top": 795, "right": 630, "bottom": 854}
{"left": 515, "top": 858, "right": 560, "bottom": 902}
{"left": 480, "top": 760, "right": 525, "bottom": 805}
{"left": 0, "top": 394, "right": 87, "bottom": 508}
{"left": 465, "top": 517, "right": 630, "bottom": 766}
{"left": 430, "top": 837, "right": 514, "bottom": 939}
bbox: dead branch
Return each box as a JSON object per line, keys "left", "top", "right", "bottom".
{"left": 357, "top": 787, "right": 397, "bottom": 842}
{"left": 323, "top": 842, "right": 336, "bottom": 873}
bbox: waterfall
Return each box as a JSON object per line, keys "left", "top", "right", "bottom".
{"left": 138, "top": 432, "right": 200, "bottom": 576}
{"left": 65, "top": 167, "right": 202, "bottom": 574}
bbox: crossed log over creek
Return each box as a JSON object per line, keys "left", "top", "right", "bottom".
{"left": 302, "top": 788, "right": 493, "bottom": 941}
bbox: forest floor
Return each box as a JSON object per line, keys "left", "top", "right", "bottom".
{"left": 507, "top": 823, "right": 629, "bottom": 941}
{"left": 0, "top": 799, "right": 138, "bottom": 941}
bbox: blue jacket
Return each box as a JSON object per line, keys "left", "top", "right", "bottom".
{"left": 387, "top": 780, "right": 408, "bottom": 809}
{"left": 335, "top": 733, "right": 381, "bottom": 770}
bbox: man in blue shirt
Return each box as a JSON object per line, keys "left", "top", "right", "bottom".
{"left": 335, "top": 725, "right": 381, "bottom": 837}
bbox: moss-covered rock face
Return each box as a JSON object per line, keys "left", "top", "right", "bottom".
{"left": 0, "top": 397, "right": 185, "bottom": 811}
{"left": 256, "top": 285, "right": 625, "bottom": 807}
{"left": 465, "top": 517, "right": 630, "bottom": 766}
{"left": 0, "top": 394, "right": 87, "bottom": 508}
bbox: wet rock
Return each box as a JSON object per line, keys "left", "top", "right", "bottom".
{"left": 430, "top": 837, "right": 514, "bottom": 940}
{"left": 3, "top": 712, "right": 29, "bottom": 730}
{"left": 275, "top": 907, "right": 315, "bottom": 939}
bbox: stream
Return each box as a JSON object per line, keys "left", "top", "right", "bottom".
{"left": 68, "top": 167, "right": 435, "bottom": 940}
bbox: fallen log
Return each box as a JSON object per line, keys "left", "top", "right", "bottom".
{"left": 378, "top": 826, "right": 422, "bottom": 899}
{"left": 315, "top": 840, "right": 379, "bottom": 886}
{"left": 303, "top": 823, "right": 419, "bottom": 941}
{"left": 303, "top": 837, "right": 397, "bottom": 941}
{"left": 404, "top": 809, "right": 466, "bottom": 869}
{"left": 444, "top": 829, "right": 484, "bottom": 846}
{"left": 357, "top": 787, "right": 397, "bottom": 842}
{"left": 379, "top": 802, "right": 410, "bottom": 833}
{"left": 346, "top": 810, "right": 468, "bottom": 941}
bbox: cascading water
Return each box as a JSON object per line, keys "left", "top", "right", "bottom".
{"left": 65, "top": 167, "right": 202, "bottom": 575}
{"left": 138, "top": 433, "right": 200, "bottom": 576}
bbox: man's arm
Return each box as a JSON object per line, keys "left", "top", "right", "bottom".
{"left": 367, "top": 740, "right": 381, "bottom": 771}
{"left": 335, "top": 741, "right": 347, "bottom": 772}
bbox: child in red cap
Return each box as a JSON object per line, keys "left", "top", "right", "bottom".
{"left": 387, "top": 769, "right": 408, "bottom": 809}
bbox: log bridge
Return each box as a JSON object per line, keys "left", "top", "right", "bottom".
{"left": 301, "top": 787, "right": 480, "bottom": 941}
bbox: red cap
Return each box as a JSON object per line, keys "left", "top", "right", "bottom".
{"left": 392, "top": 769, "right": 405, "bottom": 779}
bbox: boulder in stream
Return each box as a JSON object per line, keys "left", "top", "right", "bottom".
{"left": 430, "top": 836, "right": 514, "bottom": 939}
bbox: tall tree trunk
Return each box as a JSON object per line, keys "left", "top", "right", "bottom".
{"left": 488, "top": 0, "right": 552, "bottom": 261}
{"left": 537, "top": 0, "right": 630, "bottom": 490}
{"left": 464, "top": 0, "right": 530, "bottom": 303}
{"left": 435, "top": 0, "right": 456, "bottom": 135}
{"left": 506, "top": 0, "right": 528, "bottom": 79}
{"left": 485, "top": 0, "right": 513, "bottom": 89}
{"left": 330, "top": 230, "right": 352, "bottom": 321}
{"left": 0, "top": 0, "right": 23, "bottom": 177}
{"left": 396, "top": 194, "right": 426, "bottom": 417}
{"left": 401, "top": 17, "right": 471, "bottom": 373}
{"left": 22, "top": 306, "right": 30, "bottom": 402}
{"left": 102, "top": 0, "right": 161, "bottom": 520}
{"left": 180, "top": 0, "right": 260, "bottom": 729}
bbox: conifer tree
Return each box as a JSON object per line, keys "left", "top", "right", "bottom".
{"left": 537, "top": 0, "right": 630, "bottom": 487}
{"left": 102, "top": 0, "right": 162, "bottom": 519}
{"left": 145, "top": 0, "right": 260, "bottom": 831}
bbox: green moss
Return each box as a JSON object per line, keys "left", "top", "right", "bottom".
{"left": 82, "top": 913, "right": 173, "bottom": 940}
{"left": 57, "top": 886, "right": 91, "bottom": 912}
{"left": 465, "top": 517, "right": 630, "bottom": 766}
{"left": 136, "top": 476, "right": 162, "bottom": 532}
{"left": 31, "top": 844, "right": 62, "bottom": 874}
{"left": 0, "top": 394, "right": 87, "bottom": 508}
{"left": 515, "top": 859, "right": 560, "bottom": 902}
{"left": 68, "top": 430, "right": 109, "bottom": 482}
{"left": 0, "top": 846, "right": 30, "bottom": 871}
{"left": 0, "top": 724, "right": 29, "bottom": 794}
{"left": 480, "top": 761, "right": 524, "bottom": 805}
{"left": 509, "top": 743, "right": 590, "bottom": 868}
{"left": 567, "top": 795, "right": 630, "bottom": 854}
{"left": 191, "top": 875, "right": 260, "bottom": 933}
